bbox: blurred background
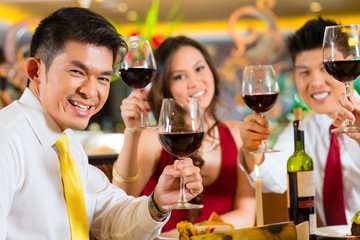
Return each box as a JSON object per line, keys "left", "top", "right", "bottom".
{"left": 0, "top": 0, "right": 360, "bottom": 142}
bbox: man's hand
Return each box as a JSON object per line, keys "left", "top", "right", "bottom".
{"left": 239, "top": 113, "right": 270, "bottom": 172}
{"left": 150, "top": 158, "right": 202, "bottom": 220}
{"left": 333, "top": 93, "right": 360, "bottom": 145}
{"left": 240, "top": 113, "right": 270, "bottom": 153}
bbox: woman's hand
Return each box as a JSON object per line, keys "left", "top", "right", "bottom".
{"left": 120, "top": 89, "right": 150, "bottom": 130}
{"left": 153, "top": 158, "right": 203, "bottom": 212}
{"left": 240, "top": 113, "right": 270, "bottom": 153}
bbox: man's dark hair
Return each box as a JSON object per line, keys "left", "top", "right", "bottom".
{"left": 30, "top": 7, "right": 126, "bottom": 69}
{"left": 288, "top": 17, "right": 338, "bottom": 63}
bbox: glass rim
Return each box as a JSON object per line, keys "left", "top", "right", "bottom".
{"left": 163, "top": 97, "right": 199, "bottom": 102}
{"left": 126, "top": 37, "right": 150, "bottom": 43}
{"left": 325, "top": 24, "right": 360, "bottom": 29}
{"left": 244, "top": 64, "right": 274, "bottom": 69}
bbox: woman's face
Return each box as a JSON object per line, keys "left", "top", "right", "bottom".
{"left": 168, "top": 46, "right": 215, "bottom": 110}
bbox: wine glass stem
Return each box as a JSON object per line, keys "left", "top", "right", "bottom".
{"left": 140, "top": 109, "right": 145, "bottom": 127}
{"left": 179, "top": 177, "right": 186, "bottom": 203}
{"left": 137, "top": 88, "right": 146, "bottom": 127}
{"left": 261, "top": 139, "right": 268, "bottom": 150}
{"left": 345, "top": 83, "right": 355, "bottom": 127}
{"left": 259, "top": 113, "right": 269, "bottom": 151}
{"left": 345, "top": 83, "right": 350, "bottom": 96}
{"left": 177, "top": 158, "right": 187, "bottom": 203}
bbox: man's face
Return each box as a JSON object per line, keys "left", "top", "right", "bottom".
{"left": 294, "top": 48, "right": 349, "bottom": 118}
{"left": 34, "top": 41, "right": 114, "bottom": 131}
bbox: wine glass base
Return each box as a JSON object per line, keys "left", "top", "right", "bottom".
{"left": 127, "top": 125, "right": 158, "bottom": 131}
{"left": 331, "top": 125, "right": 360, "bottom": 133}
{"left": 249, "top": 148, "right": 280, "bottom": 154}
{"left": 162, "top": 202, "right": 203, "bottom": 210}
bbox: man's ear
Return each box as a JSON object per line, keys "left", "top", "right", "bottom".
{"left": 24, "top": 57, "right": 41, "bottom": 85}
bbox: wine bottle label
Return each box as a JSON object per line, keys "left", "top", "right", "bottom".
{"left": 297, "top": 171, "right": 315, "bottom": 197}
{"left": 287, "top": 171, "right": 316, "bottom": 231}
{"left": 309, "top": 213, "right": 317, "bottom": 235}
{"left": 298, "top": 121, "right": 304, "bottom": 131}
{"left": 298, "top": 199, "right": 315, "bottom": 208}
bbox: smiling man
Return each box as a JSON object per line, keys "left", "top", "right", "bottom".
{"left": 0, "top": 7, "right": 203, "bottom": 239}
{"left": 240, "top": 17, "right": 360, "bottom": 227}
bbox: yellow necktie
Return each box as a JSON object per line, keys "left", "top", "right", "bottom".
{"left": 55, "top": 133, "right": 89, "bottom": 239}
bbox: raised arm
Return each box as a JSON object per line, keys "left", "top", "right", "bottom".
{"left": 112, "top": 90, "right": 162, "bottom": 196}
{"left": 239, "top": 113, "right": 270, "bottom": 173}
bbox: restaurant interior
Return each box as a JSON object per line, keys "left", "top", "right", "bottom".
{"left": 1, "top": 0, "right": 360, "bottom": 238}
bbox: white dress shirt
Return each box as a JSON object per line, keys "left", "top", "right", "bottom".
{"left": 0, "top": 88, "right": 167, "bottom": 239}
{"left": 246, "top": 113, "right": 360, "bottom": 225}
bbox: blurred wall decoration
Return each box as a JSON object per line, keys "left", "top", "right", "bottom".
{"left": 0, "top": 18, "right": 39, "bottom": 109}
{"left": 89, "top": 0, "right": 183, "bottom": 132}
{"left": 1, "top": 0, "right": 359, "bottom": 137}
{"left": 213, "top": 0, "right": 301, "bottom": 143}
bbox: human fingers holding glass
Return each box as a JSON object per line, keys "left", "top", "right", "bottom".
{"left": 333, "top": 93, "right": 360, "bottom": 145}
{"left": 119, "top": 38, "right": 156, "bottom": 130}
{"left": 158, "top": 98, "right": 205, "bottom": 210}
{"left": 322, "top": 24, "right": 360, "bottom": 133}
{"left": 241, "top": 113, "right": 270, "bottom": 152}
{"left": 239, "top": 112, "right": 270, "bottom": 172}
{"left": 114, "top": 36, "right": 256, "bottom": 232}
{"left": 120, "top": 89, "right": 150, "bottom": 130}
{"left": 153, "top": 157, "right": 203, "bottom": 213}
{"left": 241, "top": 65, "right": 280, "bottom": 154}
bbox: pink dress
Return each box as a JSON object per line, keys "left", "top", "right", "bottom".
{"left": 141, "top": 123, "right": 238, "bottom": 232}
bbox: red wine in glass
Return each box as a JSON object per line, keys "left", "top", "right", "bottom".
{"left": 323, "top": 60, "right": 360, "bottom": 83}
{"left": 241, "top": 65, "right": 280, "bottom": 154}
{"left": 158, "top": 98, "right": 205, "bottom": 210}
{"left": 243, "top": 91, "right": 279, "bottom": 113}
{"left": 119, "top": 67, "right": 156, "bottom": 89}
{"left": 322, "top": 24, "right": 360, "bottom": 133}
{"left": 119, "top": 38, "right": 157, "bottom": 131}
{"left": 158, "top": 131, "right": 205, "bottom": 158}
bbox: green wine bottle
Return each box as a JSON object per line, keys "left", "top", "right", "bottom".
{"left": 287, "top": 108, "right": 316, "bottom": 240}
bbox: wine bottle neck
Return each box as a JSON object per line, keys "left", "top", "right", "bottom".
{"left": 293, "top": 120, "right": 305, "bottom": 152}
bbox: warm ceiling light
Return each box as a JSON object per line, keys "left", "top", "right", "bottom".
{"left": 126, "top": 11, "right": 137, "bottom": 21}
{"left": 309, "top": 2, "right": 322, "bottom": 13}
{"left": 75, "top": 0, "right": 92, "bottom": 8}
{"left": 348, "top": 37, "right": 359, "bottom": 46}
{"left": 117, "top": 3, "right": 128, "bottom": 13}
{"left": 94, "top": 0, "right": 104, "bottom": 2}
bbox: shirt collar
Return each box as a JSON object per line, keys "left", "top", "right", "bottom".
{"left": 19, "top": 88, "right": 63, "bottom": 150}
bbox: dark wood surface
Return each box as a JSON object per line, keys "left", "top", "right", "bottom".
{"left": 88, "top": 153, "right": 118, "bottom": 165}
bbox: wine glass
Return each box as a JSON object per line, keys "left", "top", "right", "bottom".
{"left": 158, "top": 98, "right": 205, "bottom": 210}
{"left": 119, "top": 38, "right": 157, "bottom": 130}
{"left": 322, "top": 24, "right": 360, "bottom": 133}
{"left": 241, "top": 65, "right": 280, "bottom": 154}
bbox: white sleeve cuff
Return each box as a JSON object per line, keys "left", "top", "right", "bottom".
{"left": 137, "top": 196, "right": 170, "bottom": 233}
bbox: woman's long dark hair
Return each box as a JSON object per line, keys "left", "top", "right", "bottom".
{"left": 148, "top": 36, "right": 220, "bottom": 130}
{"left": 148, "top": 36, "right": 222, "bottom": 222}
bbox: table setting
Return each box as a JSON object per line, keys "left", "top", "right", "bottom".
{"left": 316, "top": 225, "right": 355, "bottom": 239}
{"left": 156, "top": 220, "right": 308, "bottom": 240}
{"left": 157, "top": 222, "right": 359, "bottom": 240}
